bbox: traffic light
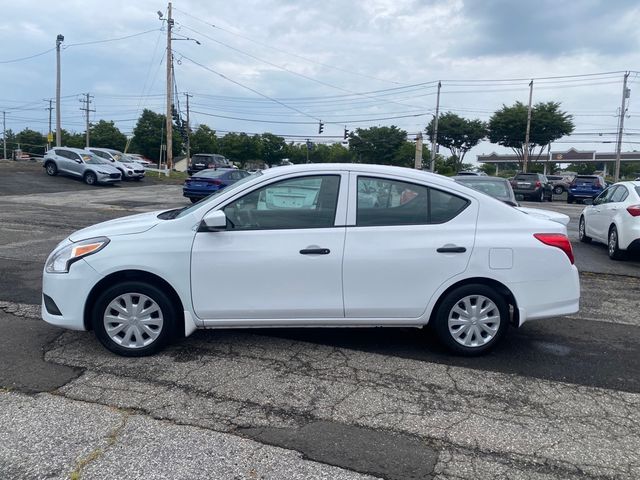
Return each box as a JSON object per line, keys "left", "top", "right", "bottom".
{"left": 343, "top": 127, "right": 349, "bottom": 139}
{"left": 318, "top": 121, "right": 324, "bottom": 134}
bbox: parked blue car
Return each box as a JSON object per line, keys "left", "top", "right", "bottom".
{"left": 567, "top": 175, "right": 607, "bottom": 204}
{"left": 183, "top": 168, "right": 250, "bottom": 203}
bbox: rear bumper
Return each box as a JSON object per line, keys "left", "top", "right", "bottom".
{"left": 568, "top": 191, "right": 600, "bottom": 198}
{"left": 511, "top": 265, "right": 580, "bottom": 326}
{"left": 513, "top": 187, "right": 543, "bottom": 197}
{"left": 183, "top": 187, "right": 220, "bottom": 198}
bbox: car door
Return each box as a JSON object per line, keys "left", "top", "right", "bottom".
{"left": 589, "top": 187, "right": 616, "bottom": 241}
{"left": 191, "top": 172, "right": 348, "bottom": 321}
{"left": 54, "top": 149, "right": 74, "bottom": 174}
{"left": 342, "top": 173, "right": 477, "bottom": 319}
{"left": 602, "top": 185, "right": 629, "bottom": 232}
{"left": 66, "top": 151, "right": 85, "bottom": 177}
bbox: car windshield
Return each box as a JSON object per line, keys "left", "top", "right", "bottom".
{"left": 111, "top": 152, "right": 123, "bottom": 161}
{"left": 456, "top": 178, "right": 513, "bottom": 202}
{"left": 172, "top": 171, "right": 263, "bottom": 219}
{"left": 192, "top": 170, "right": 228, "bottom": 179}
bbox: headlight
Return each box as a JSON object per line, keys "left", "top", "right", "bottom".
{"left": 45, "top": 237, "right": 110, "bottom": 274}
{"left": 97, "top": 170, "right": 110, "bottom": 174}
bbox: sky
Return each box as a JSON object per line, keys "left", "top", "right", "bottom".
{"left": 1, "top": 0, "right": 639, "bottom": 163}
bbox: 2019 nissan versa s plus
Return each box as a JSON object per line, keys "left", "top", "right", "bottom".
{"left": 42, "top": 164, "right": 580, "bottom": 357}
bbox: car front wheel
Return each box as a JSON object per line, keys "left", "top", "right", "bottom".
{"left": 608, "top": 226, "right": 625, "bottom": 260}
{"left": 84, "top": 171, "right": 97, "bottom": 185}
{"left": 433, "top": 284, "right": 509, "bottom": 356}
{"left": 45, "top": 162, "right": 58, "bottom": 176}
{"left": 92, "top": 281, "right": 178, "bottom": 356}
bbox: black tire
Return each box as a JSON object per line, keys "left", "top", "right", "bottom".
{"left": 92, "top": 281, "right": 178, "bottom": 356}
{"left": 45, "top": 161, "right": 58, "bottom": 176}
{"left": 608, "top": 226, "right": 625, "bottom": 260}
{"left": 578, "top": 216, "right": 591, "bottom": 244}
{"left": 134, "top": 177, "right": 142, "bottom": 182}
{"left": 567, "top": 195, "right": 574, "bottom": 204}
{"left": 189, "top": 197, "right": 199, "bottom": 203}
{"left": 537, "top": 190, "right": 544, "bottom": 202}
{"left": 432, "top": 284, "right": 509, "bottom": 356}
{"left": 118, "top": 169, "right": 127, "bottom": 180}
{"left": 553, "top": 185, "right": 564, "bottom": 195}
{"left": 547, "top": 191, "right": 553, "bottom": 202}
{"left": 84, "top": 171, "right": 97, "bottom": 185}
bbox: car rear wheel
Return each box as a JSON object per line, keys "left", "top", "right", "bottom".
{"left": 608, "top": 226, "right": 625, "bottom": 260}
{"left": 553, "top": 185, "right": 564, "bottom": 195}
{"left": 578, "top": 216, "right": 591, "bottom": 243}
{"left": 189, "top": 197, "right": 199, "bottom": 203}
{"left": 567, "top": 195, "right": 574, "bottom": 204}
{"left": 45, "top": 162, "right": 57, "bottom": 176}
{"left": 433, "top": 284, "right": 509, "bottom": 356}
{"left": 92, "top": 281, "right": 178, "bottom": 356}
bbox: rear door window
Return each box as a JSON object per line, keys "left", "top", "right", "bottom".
{"left": 610, "top": 186, "right": 628, "bottom": 203}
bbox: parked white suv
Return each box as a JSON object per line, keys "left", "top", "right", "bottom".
{"left": 42, "top": 164, "right": 580, "bottom": 357}
{"left": 86, "top": 148, "right": 145, "bottom": 181}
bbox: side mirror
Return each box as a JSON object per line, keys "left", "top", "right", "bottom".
{"left": 201, "top": 210, "right": 227, "bottom": 231}
{"left": 76, "top": 159, "right": 83, "bottom": 163}
{"left": 584, "top": 198, "right": 594, "bottom": 206}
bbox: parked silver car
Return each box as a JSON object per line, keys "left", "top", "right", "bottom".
{"left": 43, "top": 148, "right": 122, "bottom": 185}
{"left": 86, "top": 148, "right": 145, "bottom": 181}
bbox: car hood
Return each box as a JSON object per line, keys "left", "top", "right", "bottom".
{"left": 69, "top": 210, "right": 164, "bottom": 242}
{"left": 516, "top": 207, "right": 570, "bottom": 226}
{"left": 87, "top": 163, "right": 120, "bottom": 174}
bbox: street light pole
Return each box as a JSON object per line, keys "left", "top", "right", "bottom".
{"left": 523, "top": 80, "right": 534, "bottom": 173}
{"left": 55, "top": 34, "right": 64, "bottom": 147}
{"left": 614, "top": 72, "right": 630, "bottom": 182}
{"left": 429, "top": 81, "right": 441, "bottom": 172}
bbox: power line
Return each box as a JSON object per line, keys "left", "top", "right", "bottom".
{"left": 64, "top": 28, "right": 161, "bottom": 48}
{"left": 173, "top": 6, "right": 401, "bottom": 85}
{"left": 191, "top": 109, "right": 432, "bottom": 124}
{"left": 174, "top": 50, "right": 322, "bottom": 122}
{"left": 0, "top": 47, "right": 56, "bottom": 64}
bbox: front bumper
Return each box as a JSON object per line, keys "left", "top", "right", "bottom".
{"left": 41, "top": 258, "right": 104, "bottom": 331}
{"left": 97, "top": 173, "right": 121, "bottom": 184}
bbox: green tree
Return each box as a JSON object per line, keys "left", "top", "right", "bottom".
{"left": 426, "top": 113, "right": 486, "bottom": 173}
{"left": 60, "top": 129, "right": 85, "bottom": 149}
{"left": 260, "top": 133, "right": 286, "bottom": 166}
{"left": 488, "top": 102, "right": 574, "bottom": 166}
{"left": 89, "top": 120, "right": 127, "bottom": 150}
{"left": 130, "top": 109, "right": 182, "bottom": 162}
{"left": 219, "top": 132, "right": 262, "bottom": 167}
{"left": 189, "top": 125, "right": 219, "bottom": 156}
{"left": 283, "top": 142, "right": 308, "bottom": 164}
{"left": 348, "top": 126, "right": 407, "bottom": 165}
{"left": 16, "top": 128, "right": 46, "bottom": 155}
{"left": 327, "top": 143, "right": 354, "bottom": 163}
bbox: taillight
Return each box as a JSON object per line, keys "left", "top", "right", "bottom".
{"left": 534, "top": 233, "right": 574, "bottom": 264}
{"left": 627, "top": 205, "right": 640, "bottom": 217}
{"left": 212, "top": 179, "right": 222, "bottom": 185}
{"left": 594, "top": 181, "right": 601, "bottom": 188}
{"left": 535, "top": 181, "right": 541, "bottom": 187}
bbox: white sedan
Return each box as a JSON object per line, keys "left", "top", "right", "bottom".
{"left": 578, "top": 181, "right": 640, "bottom": 259}
{"left": 42, "top": 164, "right": 580, "bottom": 357}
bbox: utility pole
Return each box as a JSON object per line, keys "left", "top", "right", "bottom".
{"left": 185, "top": 92, "right": 192, "bottom": 162}
{"left": 429, "top": 81, "right": 441, "bottom": 172}
{"left": 614, "top": 71, "right": 630, "bottom": 182}
{"left": 79, "top": 93, "right": 95, "bottom": 148}
{"left": 414, "top": 132, "right": 423, "bottom": 169}
{"left": 55, "top": 34, "right": 64, "bottom": 147}
{"left": 165, "top": 2, "right": 174, "bottom": 174}
{"left": 523, "top": 79, "right": 534, "bottom": 173}
{"left": 2, "top": 111, "right": 6, "bottom": 160}
{"left": 45, "top": 99, "right": 53, "bottom": 150}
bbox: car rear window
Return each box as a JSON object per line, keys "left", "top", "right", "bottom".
{"left": 193, "top": 170, "right": 228, "bottom": 178}
{"left": 514, "top": 174, "right": 538, "bottom": 180}
{"left": 574, "top": 176, "right": 598, "bottom": 185}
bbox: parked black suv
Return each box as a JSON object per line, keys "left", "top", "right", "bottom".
{"left": 510, "top": 173, "right": 553, "bottom": 202}
{"left": 187, "top": 153, "right": 231, "bottom": 175}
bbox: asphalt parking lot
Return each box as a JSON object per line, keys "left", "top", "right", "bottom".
{"left": 0, "top": 160, "right": 638, "bottom": 479}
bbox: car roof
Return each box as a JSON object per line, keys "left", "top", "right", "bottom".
{"left": 453, "top": 175, "right": 507, "bottom": 182}
{"left": 51, "top": 147, "right": 93, "bottom": 154}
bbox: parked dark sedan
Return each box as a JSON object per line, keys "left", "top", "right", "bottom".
{"left": 183, "top": 169, "right": 250, "bottom": 203}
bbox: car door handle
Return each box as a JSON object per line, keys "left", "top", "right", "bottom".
{"left": 300, "top": 248, "right": 330, "bottom": 255}
{"left": 437, "top": 246, "right": 467, "bottom": 253}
